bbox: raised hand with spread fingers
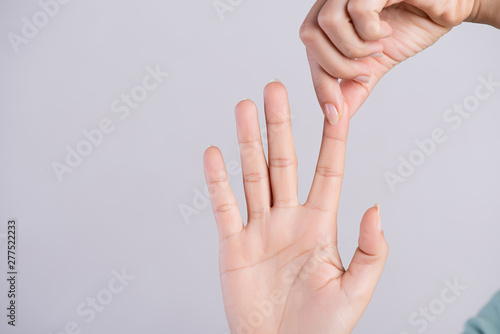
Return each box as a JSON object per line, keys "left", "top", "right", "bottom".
{"left": 203, "top": 81, "right": 389, "bottom": 334}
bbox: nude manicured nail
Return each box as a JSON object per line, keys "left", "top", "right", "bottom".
{"left": 374, "top": 203, "right": 382, "bottom": 232}
{"left": 324, "top": 103, "right": 339, "bottom": 125}
{"left": 369, "top": 52, "right": 384, "bottom": 58}
{"left": 269, "top": 78, "right": 281, "bottom": 83}
{"left": 354, "top": 75, "right": 371, "bottom": 84}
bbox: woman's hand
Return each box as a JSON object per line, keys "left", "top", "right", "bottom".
{"left": 203, "top": 82, "right": 388, "bottom": 333}
{"left": 299, "top": 0, "right": 488, "bottom": 124}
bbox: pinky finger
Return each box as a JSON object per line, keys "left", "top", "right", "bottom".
{"left": 203, "top": 146, "right": 244, "bottom": 241}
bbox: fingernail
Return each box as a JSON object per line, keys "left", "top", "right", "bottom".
{"left": 240, "top": 97, "right": 252, "bottom": 102}
{"left": 374, "top": 203, "right": 382, "bottom": 232}
{"left": 269, "top": 78, "right": 281, "bottom": 83}
{"left": 324, "top": 103, "right": 339, "bottom": 125}
{"left": 368, "top": 52, "right": 383, "bottom": 58}
{"left": 354, "top": 75, "right": 371, "bottom": 84}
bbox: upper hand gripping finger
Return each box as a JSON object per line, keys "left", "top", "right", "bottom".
{"left": 318, "top": 0, "right": 384, "bottom": 59}
{"left": 347, "top": 0, "right": 393, "bottom": 41}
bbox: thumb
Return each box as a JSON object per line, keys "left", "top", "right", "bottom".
{"left": 342, "top": 204, "right": 389, "bottom": 306}
{"left": 347, "top": 0, "right": 393, "bottom": 41}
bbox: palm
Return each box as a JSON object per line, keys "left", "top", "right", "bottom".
{"left": 204, "top": 82, "right": 388, "bottom": 334}
{"left": 220, "top": 207, "right": 345, "bottom": 333}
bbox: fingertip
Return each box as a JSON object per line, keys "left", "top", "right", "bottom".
{"left": 362, "top": 205, "right": 380, "bottom": 226}
{"left": 374, "top": 203, "right": 382, "bottom": 232}
{"left": 379, "top": 21, "right": 393, "bottom": 39}
{"left": 368, "top": 203, "right": 383, "bottom": 231}
{"left": 203, "top": 145, "right": 214, "bottom": 163}
{"left": 359, "top": 204, "right": 384, "bottom": 243}
{"left": 264, "top": 79, "right": 287, "bottom": 97}
{"left": 203, "top": 146, "right": 223, "bottom": 169}
{"left": 357, "top": 19, "right": 389, "bottom": 41}
{"left": 235, "top": 99, "right": 258, "bottom": 124}
{"left": 235, "top": 98, "right": 256, "bottom": 114}
{"left": 263, "top": 80, "right": 291, "bottom": 120}
{"left": 204, "top": 144, "right": 220, "bottom": 155}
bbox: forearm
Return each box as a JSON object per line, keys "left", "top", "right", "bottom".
{"left": 467, "top": 0, "right": 500, "bottom": 29}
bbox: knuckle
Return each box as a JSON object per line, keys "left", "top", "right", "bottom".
{"left": 323, "top": 132, "right": 346, "bottom": 143}
{"left": 315, "top": 166, "right": 343, "bottom": 179}
{"left": 272, "top": 199, "right": 299, "bottom": 208}
{"left": 299, "top": 23, "right": 316, "bottom": 44}
{"left": 239, "top": 139, "right": 262, "bottom": 159}
{"left": 428, "top": 1, "right": 466, "bottom": 26}
{"left": 317, "top": 10, "right": 336, "bottom": 31}
{"left": 311, "top": 76, "right": 333, "bottom": 95}
{"left": 347, "top": 0, "right": 365, "bottom": 17}
{"left": 207, "top": 175, "right": 227, "bottom": 186}
{"left": 207, "top": 176, "right": 229, "bottom": 198}
{"left": 321, "top": 59, "right": 357, "bottom": 79}
{"left": 269, "top": 157, "right": 297, "bottom": 168}
{"left": 442, "top": 11, "right": 463, "bottom": 26}
{"left": 243, "top": 172, "right": 268, "bottom": 184}
{"left": 249, "top": 207, "right": 270, "bottom": 220}
{"left": 362, "top": 21, "right": 382, "bottom": 40}
{"left": 214, "top": 202, "right": 238, "bottom": 214}
{"left": 339, "top": 59, "right": 366, "bottom": 78}
{"left": 341, "top": 44, "right": 366, "bottom": 59}
{"left": 269, "top": 158, "right": 297, "bottom": 168}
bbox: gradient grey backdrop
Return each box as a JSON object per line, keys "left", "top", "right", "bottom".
{"left": 1, "top": 0, "right": 500, "bottom": 333}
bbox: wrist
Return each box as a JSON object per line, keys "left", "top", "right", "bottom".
{"left": 466, "top": 0, "right": 500, "bottom": 29}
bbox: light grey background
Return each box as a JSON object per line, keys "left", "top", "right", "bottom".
{"left": 0, "top": 0, "right": 499, "bottom": 333}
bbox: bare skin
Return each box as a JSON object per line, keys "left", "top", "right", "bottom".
{"left": 203, "top": 82, "right": 389, "bottom": 334}
{"left": 299, "top": 0, "right": 500, "bottom": 125}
